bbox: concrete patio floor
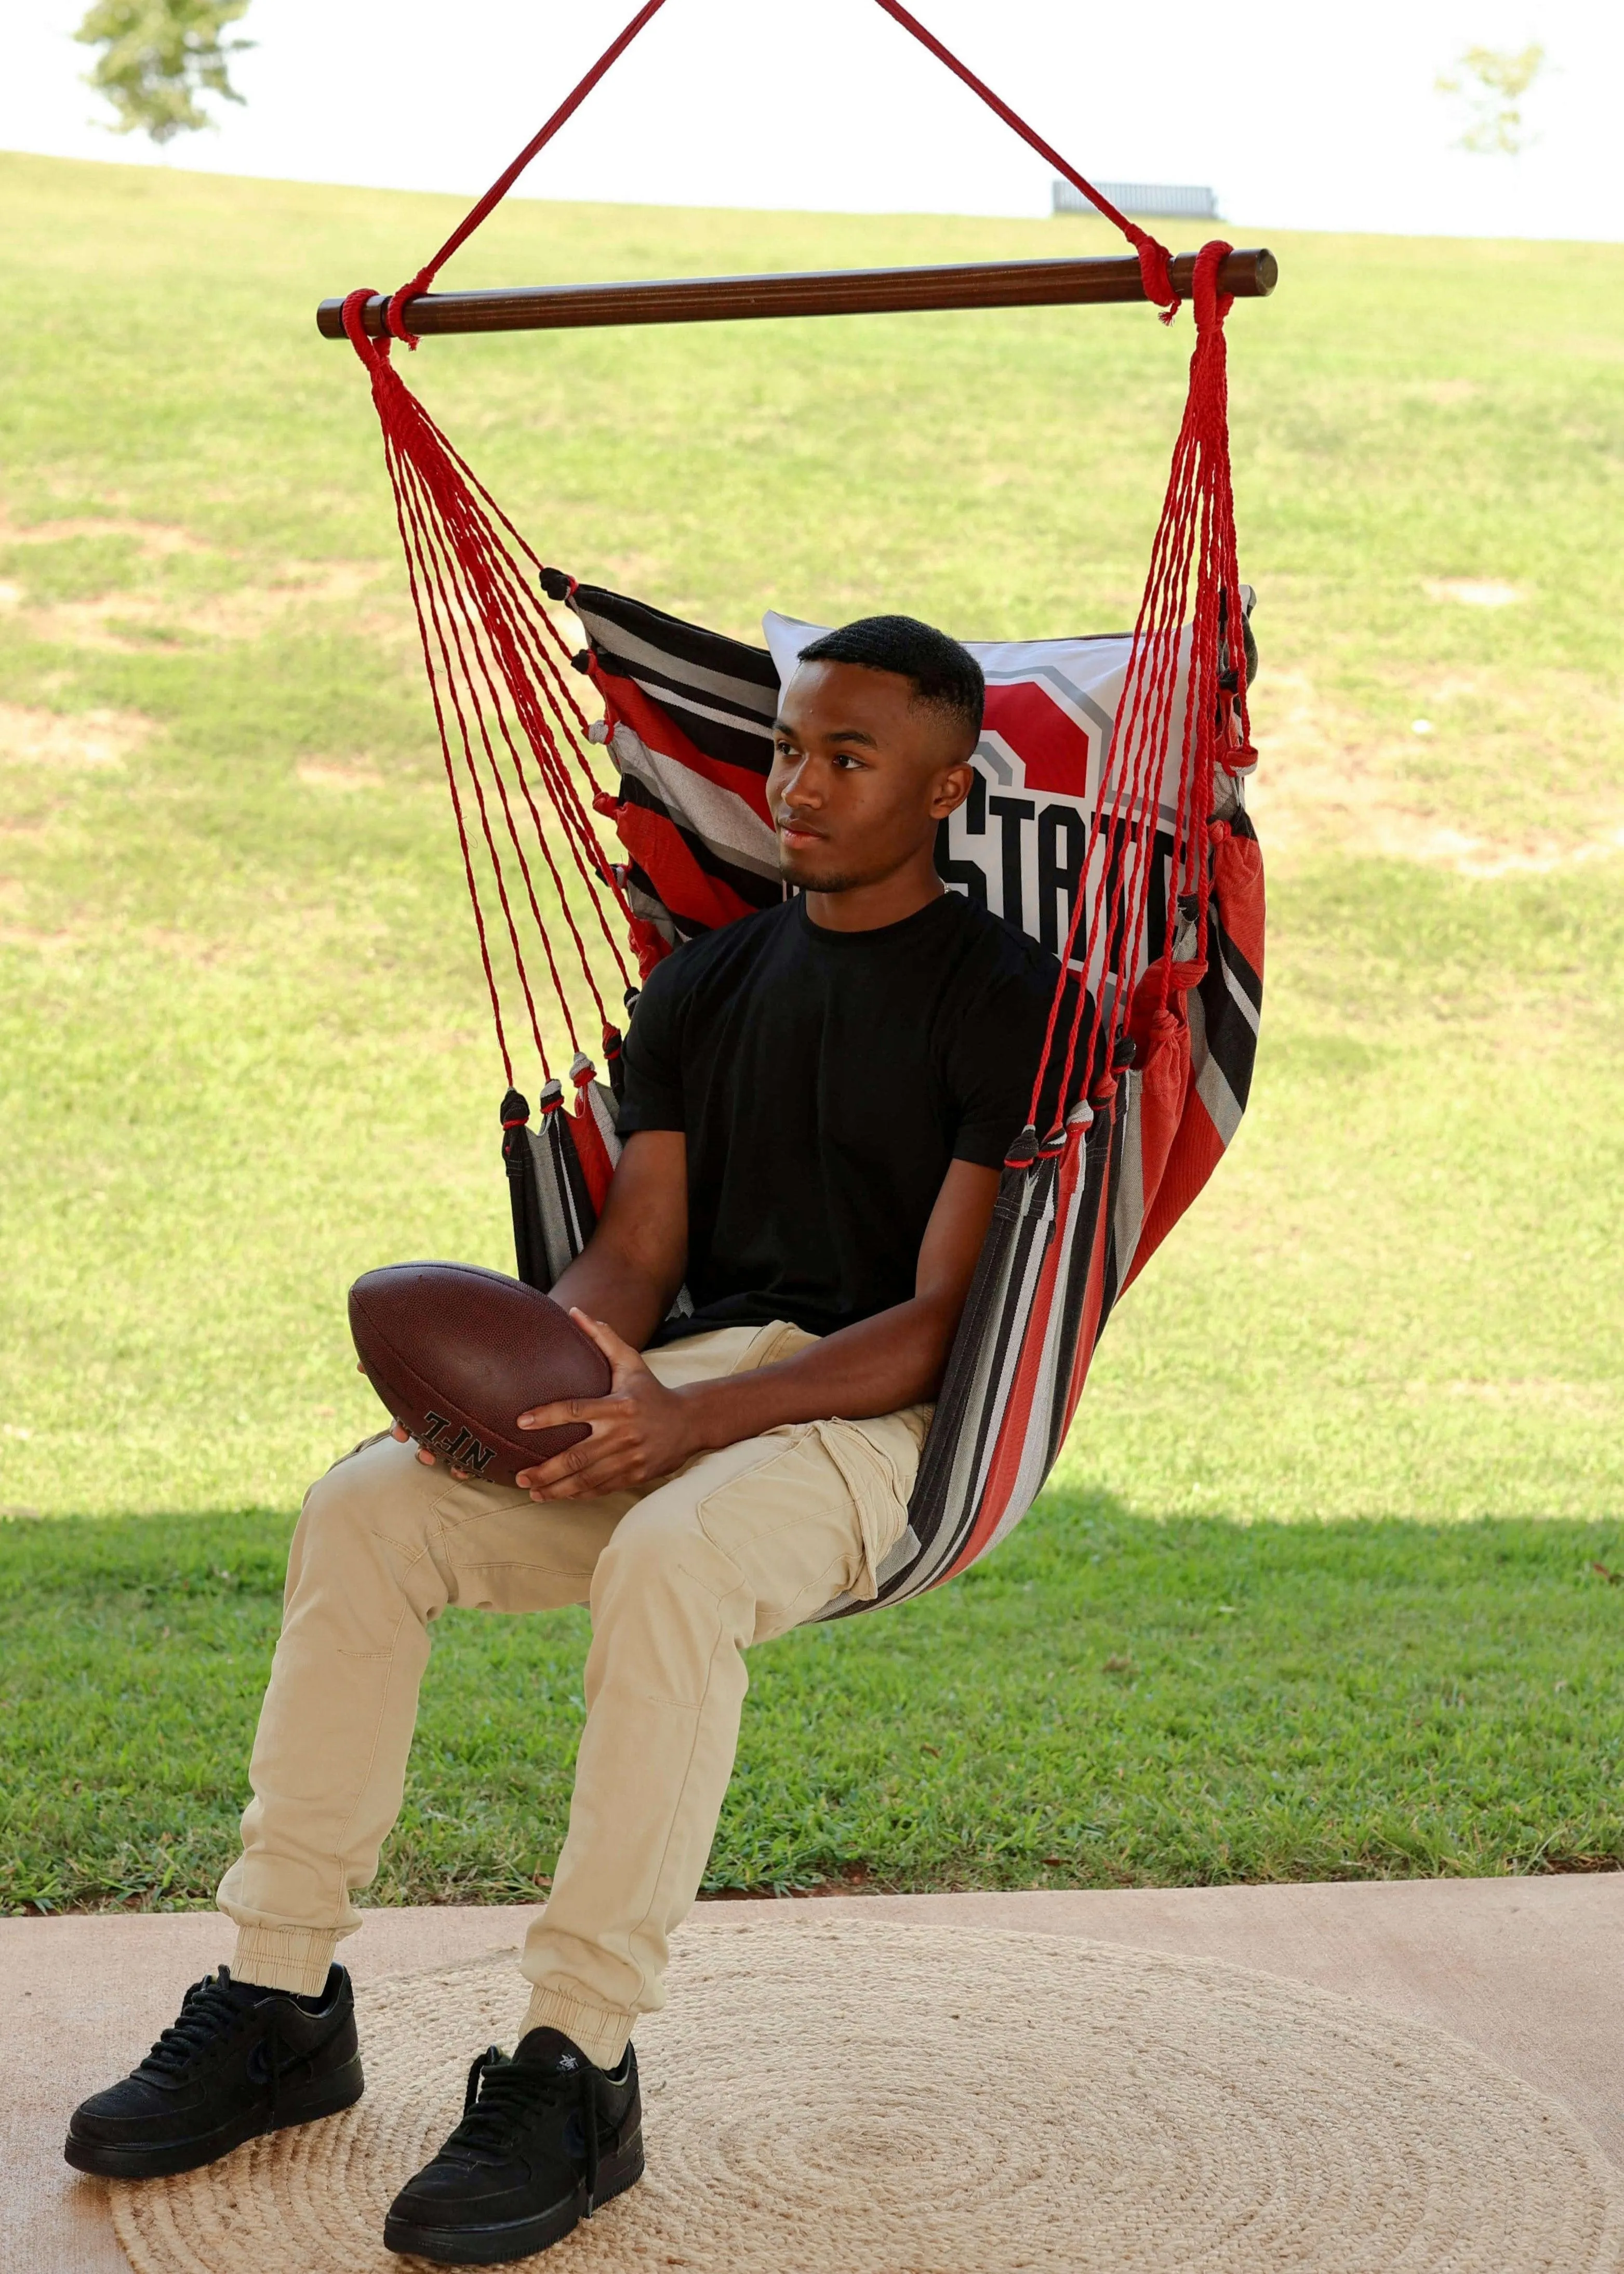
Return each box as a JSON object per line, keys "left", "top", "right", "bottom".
{"left": 10, "top": 1873, "right": 1624, "bottom": 2274}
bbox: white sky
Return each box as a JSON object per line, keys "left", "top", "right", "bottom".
{"left": 3, "top": 0, "right": 1617, "bottom": 242}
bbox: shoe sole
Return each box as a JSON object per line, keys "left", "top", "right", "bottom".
{"left": 63, "top": 2056, "right": 366, "bottom": 2180}
{"left": 382, "top": 2131, "right": 645, "bottom": 2265}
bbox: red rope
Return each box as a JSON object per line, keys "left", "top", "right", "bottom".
{"left": 391, "top": 447, "right": 558, "bottom": 1065}
{"left": 379, "top": 0, "right": 1180, "bottom": 343}
{"left": 343, "top": 292, "right": 520, "bottom": 1081}
{"left": 1025, "top": 242, "right": 1241, "bottom": 1128}
{"left": 340, "top": 4, "right": 1245, "bottom": 1103}
{"left": 386, "top": 0, "right": 672, "bottom": 343}
{"left": 368, "top": 381, "right": 634, "bottom": 958}
{"left": 869, "top": 0, "right": 1179, "bottom": 318}
{"left": 394, "top": 421, "right": 606, "bottom": 1006}
{"left": 398, "top": 456, "right": 590, "bottom": 1049}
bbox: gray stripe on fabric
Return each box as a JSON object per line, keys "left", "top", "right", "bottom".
{"left": 584, "top": 615, "right": 780, "bottom": 718}
{"left": 808, "top": 1523, "right": 923, "bottom": 1624}
{"left": 630, "top": 677, "right": 776, "bottom": 741}
{"left": 1047, "top": 1105, "right": 1123, "bottom": 1477}
{"left": 531, "top": 1120, "right": 587, "bottom": 1284}
{"left": 1195, "top": 1039, "right": 1244, "bottom": 1148}
{"left": 892, "top": 1168, "right": 1056, "bottom": 1602}
{"left": 583, "top": 1080, "right": 623, "bottom": 1166}
{"left": 993, "top": 1140, "right": 1101, "bottom": 1539}
{"left": 1111, "top": 1068, "right": 1147, "bottom": 1285}
{"left": 888, "top": 1201, "right": 1028, "bottom": 1599}
{"left": 612, "top": 730, "right": 780, "bottom": 876}
{"left": 1184, "top": 976, "right": 1243, "bottom": 1146}
{"left": 888, "top": 1170, "right": 1030, "bottom": 1598}
{"left": 1218, "top": 934, "right": 1262, "bottom": 1033}
{"left": 962, "top": 1166, "right": 1061, "bottom": 1522}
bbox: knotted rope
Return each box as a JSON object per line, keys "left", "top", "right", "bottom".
{"left": 338, "top": 0, "right": 1252, "bottom": 1115}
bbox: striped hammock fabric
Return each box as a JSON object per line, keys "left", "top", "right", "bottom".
{"left": 507, "top": 577, "right": 1265, "bottom": 1614}
{"left": 327, "top": 0, "right": 1271, "bottom": 1620}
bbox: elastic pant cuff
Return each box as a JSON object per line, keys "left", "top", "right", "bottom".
{"left": 233, "top": 1925, "right": 338, "bottom": 1999}
{"left": 520, "top": 1986, "right": 632, "bottom": 2072}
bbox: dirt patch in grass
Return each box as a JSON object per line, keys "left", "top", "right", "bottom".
{"left": 296, "top": 759, "right": 385, "bottom": 791}
{"left": 8, "top": 560, "right": 384, "bottom": 652}
{"left": 0, "top": 513, "right": 210, "bottom": 560}
{"left": 0, "top": 700, "right": 153, "bottom": 769}
{"left": 1248, "top": 665, "right": 1624, "bottom": 875}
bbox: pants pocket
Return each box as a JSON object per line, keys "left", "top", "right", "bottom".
{"left": 804, "top": 1415, "right": 921, "bottom": 1606}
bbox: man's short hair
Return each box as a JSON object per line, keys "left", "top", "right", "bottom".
{"left": 798, "top": 615, "right": 984, "bottom": 744}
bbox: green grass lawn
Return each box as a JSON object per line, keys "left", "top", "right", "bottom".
{"left": 9, "top": 1497, "right": 1624, "bottom": 1912}
{"left": 2, "top": 153, "right": 1621, "bottom": 1909}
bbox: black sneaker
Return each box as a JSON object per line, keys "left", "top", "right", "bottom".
{"left": 63, "top": 1963, "right": 363, "bottom": 2179}
{"left": 383, "top": 2027, "right": 643, "bottom": 2264}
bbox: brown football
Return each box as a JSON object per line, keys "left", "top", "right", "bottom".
{"left": 348, "top": 1262, "right": 613, "bottom": 1486}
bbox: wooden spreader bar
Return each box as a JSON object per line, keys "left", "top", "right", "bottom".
{"left": 317, "top": 246, "right": 1276, "bottom": 341}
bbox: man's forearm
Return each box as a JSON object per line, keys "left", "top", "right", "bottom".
{"left": 548, "top": 1249, "right": 673, "bottom": 1352}
{"left": 675, "top": 1297, "right": 957, "bottom": 1452}
{"left": 545, "top": 1130, "right": 688, "bottom": 1349}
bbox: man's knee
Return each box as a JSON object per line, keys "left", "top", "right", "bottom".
{"left": 286, "top": 1433, "right": 442, "bottom": 1608}
{"left": 588, "top": 1499, "right": 751, "bottom": 1704}
{"left": 593, "top": 1497, "right": 742, "bottom": 1611}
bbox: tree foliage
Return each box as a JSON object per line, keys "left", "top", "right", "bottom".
{"left": 75, "top": 0, "right": 254, "bottom": 145}
{"left": 1435, "top": 43, "right": 1547, "bottom": 157}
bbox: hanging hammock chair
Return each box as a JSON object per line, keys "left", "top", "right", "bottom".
{"left": 317, "top": 0, "right": 1271, "bottom": 1617}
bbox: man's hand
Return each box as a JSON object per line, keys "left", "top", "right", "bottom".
{"left": 361, "top": 1360, "right": 473, "bottom": 1476}
{"left": 515, "top": 1311, "right": 699, "bottom": 1501}
{"left": 387, "top": 1419, "right": 473, "bottom": 1476}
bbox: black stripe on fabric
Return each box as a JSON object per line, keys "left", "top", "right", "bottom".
{"left": 1215, "top": 910, "right": 1263, "bottom": 1015}
{"left": 890, "top": 1157, "right": 1058, "bottom": 1605}
{"left": 1197, "top": 918, "right": 1260, "bottom": 1112}
{"left": 931, "top": 1158, "right": 1061, "bottom": 1581}
{"left": 571, "top": 583, "right": 779, "bottom": 704}
{"left": 1088, "top": 1091, "right": 1133, "bottom": 1372}
{"left": 546, "top": 1110, "right": 598, "bottom": 1255}
{"left": 898, "top": 1161, "right": 1032, "bottom": 1574}
{"left": 615, "top": 774, "right": 783, "bottom": 914}
{"left": 621, "top": 858, "right": 709, "bottom": 949}
{"left": 1040, "top": 1118, "right": 1115, "bottom": 1477}
{"left": 610, "top": 652, "right": 777, "bottom": 738}
{"left": 603, "top": 666, "right": 777, "bottom": 777}
{"left": 505, "top": 1123, "right": 551, "bottom": 1292}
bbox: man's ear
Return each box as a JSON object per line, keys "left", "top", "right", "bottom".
{"left": 929, "top": 760, "right": 977, "bottom": 821}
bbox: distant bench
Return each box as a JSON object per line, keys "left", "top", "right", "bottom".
{"left": 1053, "top": 181, "right": 1220, "bottom": 220}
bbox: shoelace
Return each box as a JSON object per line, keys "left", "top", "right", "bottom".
{"left": 136, "top": 1972, "right": 293, "bottom": 2120}
{"left": 137, "top": 1973, "right": 256, "bottom": 2081}
{"left": 452, "top": 2047, "right": 602, "bottom": 2213}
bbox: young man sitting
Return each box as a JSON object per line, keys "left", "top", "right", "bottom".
{"left": 65, "top": 614, "right": 1062, "bottom": 2265}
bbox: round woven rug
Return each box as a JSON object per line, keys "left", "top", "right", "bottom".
{"left": 111, "top": 1916, "right": 1624, "bottom": 2273}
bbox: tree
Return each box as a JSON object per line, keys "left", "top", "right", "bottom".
{"left": 75, "top": 0, "right": 254, "bottom": 145}
{"left": 1435, "top": 43, "right": 1546, "bottom": 156}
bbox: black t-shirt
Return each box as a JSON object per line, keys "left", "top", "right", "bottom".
{"left": 617, "top": 891, "right": 1062, "bottom": 1343}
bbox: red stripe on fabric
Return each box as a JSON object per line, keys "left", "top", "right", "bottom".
{"left": 600, "top": 673, "right": 775, "bottom": 824}
{"left": 1125, "top": 976, "right": 1193, "bottom": 1231}
{"left": 1213, "top": 827, "right": 1267, "bottom": 981}
{"left": 1053, "top": 1125, "right": 1119, "bottom": 1433}
{"left": 569, "top": 1091, "right": 617, "bottom": 1214}
{"left": 609, "top": 801, "right": 761, "bottom": 937}
{"left": 939, "top": 1133, "right": 1094, "bottom": 1578}
{"left": 1120, "top": 1094, "right": 1225, "bottom": 1294}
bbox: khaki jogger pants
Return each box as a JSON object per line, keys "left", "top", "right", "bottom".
{"left": 216, "top": 1321, "right": 928, "bottom": 2069}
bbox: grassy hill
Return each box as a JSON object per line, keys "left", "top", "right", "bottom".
{"left": 2, "top": 154, "right": 1622, "bottom": 1905}
{"left": 3, "top": 153, "right": 1619, "bottom": 1523}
